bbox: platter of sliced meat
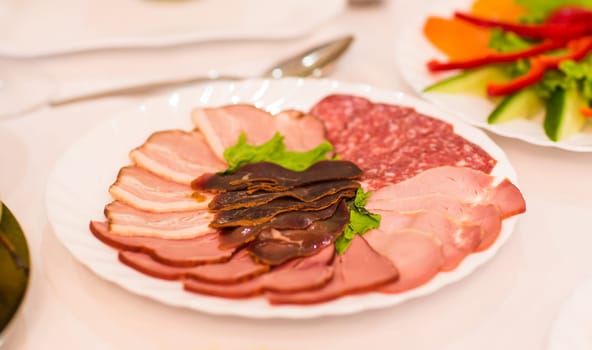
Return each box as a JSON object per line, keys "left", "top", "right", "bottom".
{"left": 45, "top": 78, "right": 526, "bottom": 318}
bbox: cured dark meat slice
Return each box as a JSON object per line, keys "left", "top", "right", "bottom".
{"left": 210, "top": 189, "right": 355, "bottom": 228}
{"left": 219, "top": 201, "right": 341, "bottom": 249}
{"left": 209, "top": 180, "right": 360, "bottom": 211}
{"left": 89, "top": 221, "right": 234, "bottom": 266}
{"left": 265, "top": 236, "right": 399, "bottom": 305}
{"left": 247, "top": 200, "right": 349, "bottom": 265}
{"left": 192, "top": 160, "right": 362, "bottom": 193}
{"left": 118, "top": 249, "right": 268, "bottom": 283}
{"left": 309, "top": 94, "right": 497, "bottom": 190}
{"left": 183, "top": 245, "right": 335, "bottom": 299}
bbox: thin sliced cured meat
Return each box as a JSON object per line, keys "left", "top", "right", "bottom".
{"left": 211, "top": 189, "right": 355, "bottom": 228}
{"left": 247, "top": 200, "right": 350, "bottom": 265}
{"left": 191, "top": 104, "right": 328, "bottom": 161}
{"left": 109, "top": 166, "right": 212, "bottom": 212}
{"left": 129, "top": 130, "right": 226, "bottom": 185}
{"left": 309, "top": 95, "right": 497, "bottom": 190}
{"left": 265, "top": 235, "right": 399, "bottom": 305}
{"left": 192, "top": 160, "right": 362, "bottom": 193}
{"left": 373, "top": 209, "right": 481, "bottom": 271}
{"left": 275, "top": 109, "right": 327, "bottom": 152}
{"left": 368, "top": 166, "right": 526, "bottom": 218}
{"left": 219, "top": 201, "right": 341, "bottom": 249}
{"left": 89, "top": 221, "right": 233, "bottom": 266}
{"left": 363, "top": 229, "right": 444, "bottom": 294}
{"left": 105, "top": 201, "right": 213, "bottom": 239}
{"left": 119, "top": 249, "right": 268, "bottom": 282}
{"left": 191, "top": 104, "right": 278, "bottom": 160}
{"left": 209, "top": 180, "right": 360, "bottom": 211}
{"left": 486, "top": 178, "right": 527, "bottom": 219}
{"left": 183, "top": 245, "right": 335, "bottom": 299}
{"left": 367, "top": 193, "right": 502, "bottom": 252}
{"left": 309, "top": 94, "right": 373, "bottom": 146}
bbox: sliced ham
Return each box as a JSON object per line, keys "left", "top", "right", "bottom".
{"left": 90, "top": 221, "right": 234, "bottom": 266}
{"left": 367, "top": 166, "right": 526, "bottom": 218}
{"left": 372, "top": 209, "right": 481, "bottom": 271}
{"left": 364, "top": 229, "right": 444, "bottom": 294}
{"left": 105, "top": 201, "right": 213, "bottom": 239}
{"left": 129, "top": 130, "right": 225, "bottom": 185}
{"left": 367, "top": 194, "right": 503, "bottom": 252}
{"left": 275, "top": 109, "right": 327, "bottom": 152}
{"left": 183, "top": 245, "right": 335, "bottom": 299}
{"left": 109, "top": 166, "right": 212, "bottom": 212}
{"left": 191, "top": 104, "right": 328, "bottom": 161}
{"left": 265, "top": 236, "right": 399, "bottom": 305}
{"left": 118, "top": 249, "right": 268, "bottom": 283}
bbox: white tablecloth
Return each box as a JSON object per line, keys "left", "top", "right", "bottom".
{"left": 1, "top": 1, "right": 591, "bottom": 349}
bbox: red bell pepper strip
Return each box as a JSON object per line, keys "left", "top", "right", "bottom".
{"left": 454, "top": 11, "right": 592, "bottom": 40}
{"left": 581, "top": 105, "right": 592, "bottom": 117}
{"left": 546, "top": 6, "right": 592, "bottom": 25}
{"left": 486, "top": 58, "right": 547, "bottom": 96}
{"left": 486, "top": 37, "right": 592, "bottom": 97}
{"left": 427, "top": 40, "right": 566, "bottom": 72}
{"left": 538, "top": 36, "right": 592, "bottom": 68}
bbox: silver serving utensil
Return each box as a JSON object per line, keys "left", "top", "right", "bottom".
{"left": 50, "top": 35, "right": 354, "bottom": 107}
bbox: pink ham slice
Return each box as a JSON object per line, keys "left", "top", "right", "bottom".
{"left": 372, "top": 209, "right": 481, "bottom": 271}
{"left": 109, "top": 166, "right": 213, "bottom": 212}
{"left": 367, "top": 194, "right": 503, "bottom": 252}
{"left": 90, "top": 221, "right": 234, "bottom": 266}
{"left": 367, "top": 166, "right": 526, "bottom": 218}
{"left": 191, "top": 104, "right": 328, "bottom": 161}
{"left": 118, "top": 249, "right": 268, "bottom": 282}
{"left": 274, "top": 109, "right": 327, "bottom": 152}
{"left": 129, "top": 129, "right": 225, "bottom": 185}
{"left": 265, "top": 236, "right": 399, "bottom": 305}
{"left": 183, "top": 245, "right": 335, "bottom": 299}
{"left": 105, "top": 201, "right": 213, "bottom": 239}
{"left": 364, "top": 229, "right": 444, "bottom": 294}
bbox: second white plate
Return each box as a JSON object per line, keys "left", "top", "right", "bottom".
{"left": 395, "top": 0, "right": 592, "bottom": 152}
{"left": 46, "top": 78, "right": 521, "bottom": 319}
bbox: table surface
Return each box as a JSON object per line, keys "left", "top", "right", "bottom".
{"left": 1, "top": 1, "right": 591, "bottom": 349}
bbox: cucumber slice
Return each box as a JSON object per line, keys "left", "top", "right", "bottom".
{"left": 487, "top": 88, "right": 545, "bottom": 124}
{"left": 544, "top": 88, "right": 587, "bottom": 142}
{"left": 424, "top": 66, "right": 510, "bottom": 97}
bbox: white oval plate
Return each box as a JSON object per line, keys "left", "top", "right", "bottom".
{"left": 0, "top": 0, "right": 343, "bottom": 58}
{"left": 395, "top": 0, "right": 592, "bottom": 152}
{"left": 46, "top": 78, "right": 521, "bottom": 319}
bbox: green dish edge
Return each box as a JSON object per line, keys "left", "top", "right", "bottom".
{"left": 0, "top": 202, "right": 30, "bottom": 333}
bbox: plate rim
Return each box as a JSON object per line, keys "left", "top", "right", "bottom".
{"left": 0, "top": 0, "right": 344, "bottom": 58}
{"left": 45, "top": 77, "right": 523, "bottom": 319}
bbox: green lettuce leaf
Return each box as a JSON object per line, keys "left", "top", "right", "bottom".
{"left": 222, "top": 132, "right": 334, "bottom": 174}
{"left": 533, "top": 55, "right": 592, "bottom": 100}
{"left": 488, "top": 28, "right": 533, "bottom": 53}
{"left": 335, "top": 188, "right": 381, "bottom": 254}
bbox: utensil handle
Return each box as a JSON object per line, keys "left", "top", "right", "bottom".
{"left": 49, "top": 74, "right": 240, "bottom": 107}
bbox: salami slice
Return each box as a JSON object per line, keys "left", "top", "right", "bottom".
{"left": 310, "top": 94, "right": 497, "bottom": 190}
